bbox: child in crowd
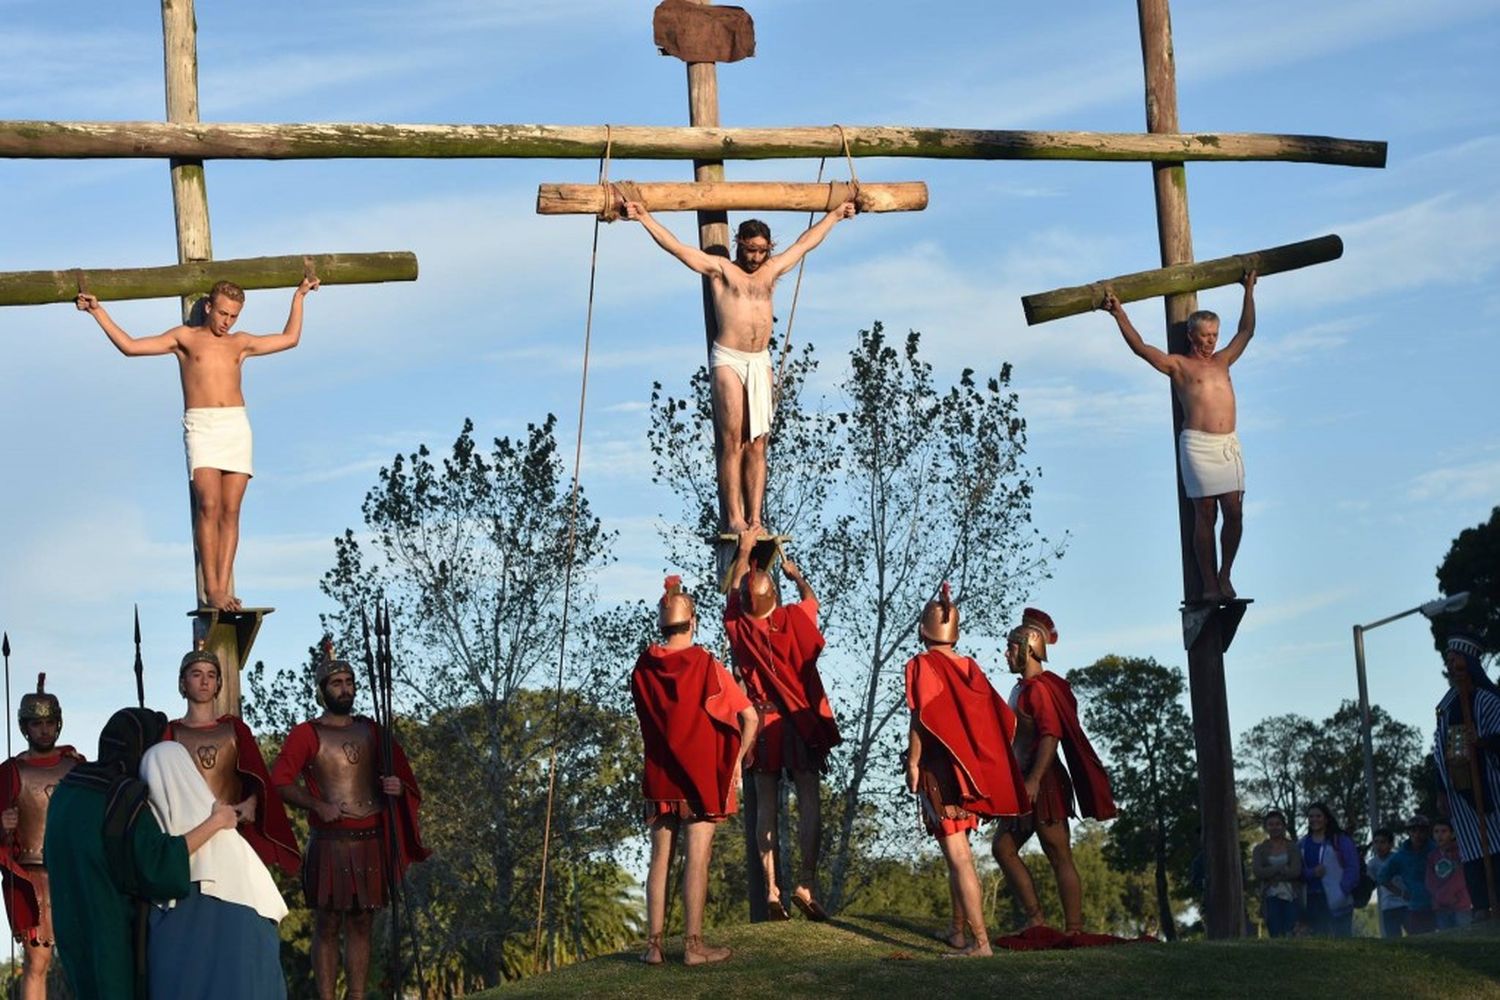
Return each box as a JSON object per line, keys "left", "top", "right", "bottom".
{"left": 1426, "top": 818, "right": 1473, "bottom": 929}
{"left": 1365, "top": 828, "right": 1407, "bottom": 938}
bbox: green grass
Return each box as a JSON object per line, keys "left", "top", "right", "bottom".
{"left": 478, "top": 915, "right": 1500, "bottom": 999}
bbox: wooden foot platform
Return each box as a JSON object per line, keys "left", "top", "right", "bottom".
{"left": 708, "top": 533, "right": 790, "bottom": 593}
{"left": 1180, "top": 598, "right": 1252, "bottom": 652}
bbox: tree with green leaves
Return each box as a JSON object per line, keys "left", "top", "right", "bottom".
{"left": 1238, "top": 713, "right": 1319, "bottom": 825}
{"left": 1067, "top": 655, "right": 1197, "bottom": 941}
{"left": 1433, "top": 504, "right": 1499, "bottom": 659}
{"left": 246, "top": 417, "right": 643, "bottom": 988}
{"left": 650, "top": 323, "right": 1062, "bottom": 913}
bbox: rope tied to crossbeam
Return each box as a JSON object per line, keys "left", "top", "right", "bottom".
{"left": 532, "top": 129, "right": 609, "bottom": 970}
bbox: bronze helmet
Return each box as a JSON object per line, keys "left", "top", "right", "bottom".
{"left": 314, "top": 637, "right": 357, "bottom": 706}
{"left": 919, "top": 582, "right": 960, "bottom": 645}
{"left": 178, "top": 640, "right": 222, "bottom": 695}
{"left": 1009, "top": 607, "right": 1058, "bottom": 664}
{"left": 739, "top": 568, "right": 778, "bottom": 620}
{"left": 658, "top": 575, "right": 695, "bottom": 632}
{"left": 18, "top": 672, "right": 62, "bottom": 732}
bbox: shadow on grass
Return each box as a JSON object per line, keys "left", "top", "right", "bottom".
{"left": 828, "top": 914, "right": 939, "bottom": 954}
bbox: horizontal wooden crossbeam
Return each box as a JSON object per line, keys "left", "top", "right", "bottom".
{"left": 1019, "top": 235, "right": 1343, "bottom": 325}
{"left": 0, "top": 121, "right": 1387, "bottom": 167}
{"left": 537, "top": 180, "right": 927, "bottom": 216}
{"left": 0, "top": 252, "right": 418, "bottom": 307}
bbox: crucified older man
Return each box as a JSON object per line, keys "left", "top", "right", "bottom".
{"left": 625, "top": 200, "right": 857, "bottom": 532}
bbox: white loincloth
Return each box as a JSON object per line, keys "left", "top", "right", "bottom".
{"left": 183, "top": 406, "right": 254, "bottom": 478}
{"left": 709, "top": 343, "right": 774, "bottom": 442}
{"left": 1178, "top": 429, "right": 1244, "bottom": 498}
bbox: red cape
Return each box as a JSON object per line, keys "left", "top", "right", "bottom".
{"left": 905, "top": 651, "right": 1028, "bottom": 818}
{"left": 631, "top": 644, "right": 746, "bottom": 814}
{"left": 1019, "top": 672, "right": 1117, "bottom": 820}
{"left": 0, "top": 746, "right": 85, "bottom": 935}
{"left": 166, "top": 716, "right": 303, "bottom": 874}
{"left": 724, "top": 594, "right": 841, "bottom": 754}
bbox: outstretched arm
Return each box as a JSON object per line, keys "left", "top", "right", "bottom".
{"left": 1101, "top": 291, "right": 1178, "bottom": 376}
{"left": 76, "top": 294, "right": 182, "bottom": 357}
{"left": 765, "top": 201, "right": 856, "bottom": 279}
{"left": 781, "top": 558, "right": 815, "bottom": 603}
{"left": 624, "top": 201, "right": 724, "bottom": 277}
{"left": 244, "top": 277, "right": 319, "bottom": 357}
{"left": 1217, "top": 270, "right": 1257, "bottom": 366}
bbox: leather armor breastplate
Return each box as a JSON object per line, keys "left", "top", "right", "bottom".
{"left": 310, "top": 719, "right": 381, "bottom": 819}
{"left": 173, "top": 720, "right": 243, "bottom": 804}
{"left": 15, "top": 755, "right": 77, "bottom": 865}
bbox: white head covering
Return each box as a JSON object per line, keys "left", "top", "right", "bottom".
{"left": 140, "top": 741, "right": 289, "bottom": 923}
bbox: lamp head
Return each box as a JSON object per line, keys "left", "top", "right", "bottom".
{"left": 1421, "top": 592, "right": 1470, "bottom": 618}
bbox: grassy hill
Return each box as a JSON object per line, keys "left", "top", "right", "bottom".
{"left": 479, "top": 914, "right": 1500, "bottom": 999}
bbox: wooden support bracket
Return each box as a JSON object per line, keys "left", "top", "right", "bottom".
{"left": 188, "top": 606, "right": 273, "bottom": 719}
{"left": 1181, "top": 598, "right": 1252, "bottom": 652}
{"left": 710, "top": 532, "right": 789, "bottom": 593}
{"left": 0, "top": 251, "right": 419, "bottom": 307}
{"left": 538, "top": 180, "right": 927, "bottom": 217}
{"left": 1021, "top": 235, "right": 1342, "bottom": 325}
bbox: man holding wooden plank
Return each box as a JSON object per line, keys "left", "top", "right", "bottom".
{"left": 624, "top": 198, "right": 856, "bottom": 533}
{"left": 1101, "top": 271, "right": 1256, "bottom": 603}
{"left": 77, "top": 277, "right": 318, "bottom": 611}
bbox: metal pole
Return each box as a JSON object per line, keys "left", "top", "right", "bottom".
{"left": 1352, "top": 625, "right": 1379, "bottom": 833}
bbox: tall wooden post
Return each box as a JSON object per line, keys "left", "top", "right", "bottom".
{"left": 1137, "top": 0, "right": 1245, "bottom": 938}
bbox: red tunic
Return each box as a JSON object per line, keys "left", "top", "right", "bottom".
{"left": 631, "top": 644, "right": 751, "bottom": 821}
{"left": 165, "top": 716, "right": 302, "bottom": 874}
{"left": 724, "top": 592, "right": 841, "bottom": 774}
{"left": 905, "top": 650, "right": 1029, "bottom": 837}
{"left": 270, "top": 717, "right": 429, "bottom": 871}
{"left": 0, "top": 746, "right": 85, "bottom": 941}
{"left": 1012, "top": 672, "right": 1117, "bottom": 821}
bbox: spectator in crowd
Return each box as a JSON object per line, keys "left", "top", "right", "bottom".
{"left": 1299, "top": 802, "right": 1359, "bottom": 937}
{"left": 1365, "top": 827, "right": 1407, "bottom": 938}
{"left": 1378, "top": 815, "right": 1436, "bottom": 935}
{"left": 1250, "top": 809, "right": 1302, "bottom": 937}
{"left": 1426, "top": 818, "right": 1473, "bottom": 930}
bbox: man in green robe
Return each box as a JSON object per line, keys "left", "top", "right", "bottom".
{"left": 43, "top": 707, "right": 236, "bottom": 999}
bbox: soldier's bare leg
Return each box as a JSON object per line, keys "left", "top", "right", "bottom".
{"left": 191, "top": 469, "right": 229, "bottom": 610}
{"left": 1192, "top": 497, "right": 1222, "bottom": 602}
{"left": 711, "top": 367, "right": 751, "bottom": 533}
{"left": 1217, "top": 491, "right": 1243, "bottom": 599}
{"left": 312, "top": 910, "right": 343, "bottom": 1000}
{"left": 19, "top": 939, "right": 50, "bottom": 1000}
{"left": 937, "top": 831, "right": 992, "bottom": 957}
{"left": 752, "top": 771, "right": 785, "bottom": 912}
{"left": 642, "top": 816, "right": 678, "bottom": 964}
{"left": 992, "top": 826, "right": 1045, "bottom": 928}
{"left": 345, "top": 909, "right": 374, "bottom": 1000}
{"left": 681, "top": 819, "right": 731, "bottom": 964}
{"left": 1036, "top": 819, "right": 1083, "bottom": 933}
{"left": 216, "top": 472, "right": 250, "bottom": 612}
{"left": 790, "top": 768, "right": 825, "bottom": 913}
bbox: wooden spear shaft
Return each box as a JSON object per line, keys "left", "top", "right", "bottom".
{"left": 1021, "top": 235, "right": 1343, "bottom": 325}
{"left": 0, "top": 252, "right": 418, "bottom": 307}
{"left": 0, "top": 120, "right": 1389, "bottom": 167}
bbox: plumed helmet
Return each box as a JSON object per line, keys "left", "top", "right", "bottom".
{"left": 658, "top": 575, "right": 695, "bottom": 632}
{"left": 1009, "top": 607, "right": 1058, "bottom": 664}
{"left": 18, "top": 673, "right": 61, "bottom": 730}
{"left": 739, "top": 568, "right": 778, "bottom": 620}
{"left": 315, "top": 636, "right": 357, "bottom": 706}
{"left": 919, "top": 582, "right": 959, "bottom": 645}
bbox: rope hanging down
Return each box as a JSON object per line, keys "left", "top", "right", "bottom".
{"left": 532, "top": 126, "right": 609, "bottom": 968}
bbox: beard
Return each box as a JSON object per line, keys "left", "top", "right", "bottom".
{"left": 325, "top": 693, "right": 356, "bottom": 716}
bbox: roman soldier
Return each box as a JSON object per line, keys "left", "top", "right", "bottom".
{"left": 723, "top": 530, "right": 840, "bottom": 921}
{"left": 904, "top": 583, "right": 1029, "bottom": 958}
{"left": 632, "top": 575, "right": 757, "bottom": 966}
{"left": 271, "top": 643, "right": 428, "bottom": 1000}
{"left": 165, "top": 644, "right": 300, "bottom": 874}
{"left": 0, "top": 675, "right": 84, "bottom": 1000}
{"left": 992, "top": 608, "right": 1117, "bottom": 934}
{"left": 1433, "top": 629, "right": 1500, "bottom": 918}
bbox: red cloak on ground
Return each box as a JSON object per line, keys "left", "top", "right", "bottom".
{"left": 0, "top": 746, "right": 85, "bottom": 938}
{"left": 166, "top": 716, "right": 303, "bottom": 874}
{"left": 905, "top": 651, "right": 1028, "bottom": 818}
{"left": 630, "top": 644, "right": 748, "bottom": 815}
{"left": 1017, "top": 672, "right": 1117, "bottom": 820}
{"left": 724, "top": 593, "right": 841, "bottom": 755}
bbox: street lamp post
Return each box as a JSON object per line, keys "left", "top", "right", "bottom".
{"left": 1352, "top": 591, "right": 1469, "bottom": 834}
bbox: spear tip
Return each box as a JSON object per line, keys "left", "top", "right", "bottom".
{"left": 134, "top": 604, "right": 142, "bottom": 644}
{"left": 2, "top": 632, "right": 9, "bottom": 658}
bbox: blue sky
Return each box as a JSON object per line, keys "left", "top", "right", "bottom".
{"left": 1, "top": 0, "right": 1497, "bottom": 777}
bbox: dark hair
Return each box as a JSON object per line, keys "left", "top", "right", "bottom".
{"left": 735, "top": 219, "right": 771, "bottom": 244}
{"left": 1431, "top": 818, "right": 1454, "bottom": 832}
{"left": 660, "top": 621, "right": 692, "bottom": 638}
{"left": 1306, "top": 801, "right": 1344, "bottom": 838}
{"left": 1373, "top": 827, "right": 1395, "bottom": 842}
{"left": 1264, "top": 809, "right": 1288, "bottom": 826}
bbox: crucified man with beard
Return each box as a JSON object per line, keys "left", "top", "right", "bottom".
{"left": 625, "top": 200, "right": 857, "bottom": 532}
